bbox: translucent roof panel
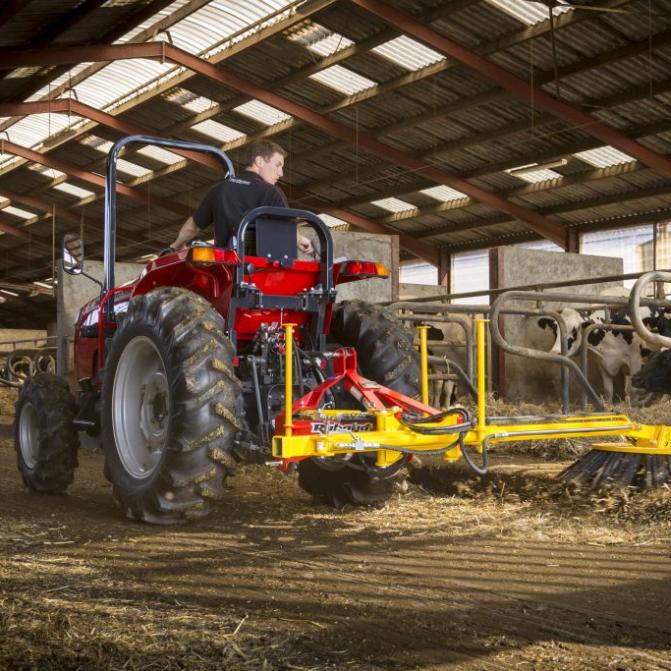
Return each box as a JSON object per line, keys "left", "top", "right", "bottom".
{"left": 2, "top": 205, "right": 38, "bottom": 219}
{"left": 508, "top": 168, "right": 562, "bottom": 183}
{"left": 573, "top": 146, "right": 636, "bottom": 169}
{"left": 421, "top": 185, "right": 467, "bottom": 202}
{"left": 286, "top": 21, "right": 354, "bottom": 57}
{"left": 81, "top": 136, "right": 152, "bottom": 177}
{"left": 371, "top": 197, "right": 416, "bottom": 213}
{"left": 4, "top": 113, "right": 83, "bottom": 150}
{"left": 506, "top": 163, "right": 563, "bottom": 183}
{"left": 53, "top": 183, "right": 96, "bottom": 199}
{"left": 234, "top": 99, "right": 291, "bottom": 126}
{"left": 486, "top": 0, "right": 571, "bottom": 25}
{"left": 373, "top": 36, "right": 444, "bottom": 71}
{"left": 317, "top": 213, "right": 348, "bottom": 228}
{"left": 191, "top": 119, "right": 245, "bottom": 143}
{"left": 164, "top": 88, "right": 217, "bottom": 113}
{"left": 136, "top": 145, "right": 183, "bottom": 165}
{"left": 310, "top": 65, "right": 377, "bottom": 95}
{"left": 28, "top": 164, "right": 66, "bottom": 179}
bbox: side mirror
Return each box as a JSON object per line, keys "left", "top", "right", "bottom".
{"left": 62, "top": 233, "right": 84, "bottom": 275}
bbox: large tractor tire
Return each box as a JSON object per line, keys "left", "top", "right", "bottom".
{"left": 297, "top": 300, "right": 420, "bottom": 508}
{"left": 102, "top": 287, "right": 241, "bottom": 525}
{"left": 14, "top": 373, "right": 79, "bottom": 492}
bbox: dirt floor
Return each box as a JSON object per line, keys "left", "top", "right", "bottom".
{"left": 1, "top": 388, "right": 671, "bottom": 670}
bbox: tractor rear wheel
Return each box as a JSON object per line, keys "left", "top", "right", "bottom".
{"left": 297, "top": 300, "right": 420, "bottom": 508}
{"left": 14, "top": 373, "right": 79, "bottom": 492}
{"left": 102, "top": 287, "right": 241, "bottom": 524}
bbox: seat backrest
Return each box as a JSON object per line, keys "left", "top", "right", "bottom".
{"left": 254, "top": 216, "right": 297, "bottom": 265}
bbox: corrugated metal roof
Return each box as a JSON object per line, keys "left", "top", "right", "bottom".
{"left": 1, "top": 0, "right": 671, "bottom": 302}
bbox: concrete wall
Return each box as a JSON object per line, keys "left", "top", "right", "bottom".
{"left": 305, "top": 229, "right": 398, "bottom": 303}
{"left": 494, "top": 248, "right": 623, "bottom": 403}
{"left": 0, "top": 330, "right": 48, "bottom": 351}
{"left": 58, "top": 260, "right": 144, "bottom": 379}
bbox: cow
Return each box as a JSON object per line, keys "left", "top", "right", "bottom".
{"left": 537, "top": 291, "right": 664, "bottom": 403}
{"left": 632, "top": 349, "right": 671, "bottom": 393}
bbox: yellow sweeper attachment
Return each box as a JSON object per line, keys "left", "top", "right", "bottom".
{"left": 272, "top": 321, "right": 671, "bottom": 489}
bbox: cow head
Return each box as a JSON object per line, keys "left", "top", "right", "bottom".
{"left": 537, "top": 308, "right": 588, "bottom": 354}
{"left": 632, "top": 349, "right": 671, "bottom": 393}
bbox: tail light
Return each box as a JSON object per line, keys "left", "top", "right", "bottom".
{"left": 188, "top": 247, "right": 241, "bottom": 266}
{"left": 339, "top": 261, "right": 389, "bottom": 279}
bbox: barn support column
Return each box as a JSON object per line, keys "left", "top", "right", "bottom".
{"left": 438, "top": 248, "right": 451, "bottom": 291}
{"left": 565, "top": 228, "right": 579, "bottom": 253}
{"left": 489, "top": 247, "right": 505, "bottom": 399}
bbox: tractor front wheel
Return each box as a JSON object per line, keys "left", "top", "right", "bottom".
{"left": 14, "top": 373, "right": 79, "bottom": 492}
{"left": 102, "top": 287, "right": 241, "bottom": 524}
{"left": 297, "top": 300, "right": 420, "bottom": 508}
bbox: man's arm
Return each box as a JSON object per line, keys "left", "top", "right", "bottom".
{"left": 169, "top": 216, "right": 200, "bottom": 251}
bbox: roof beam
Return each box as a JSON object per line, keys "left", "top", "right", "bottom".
{"left": 4, "top": 0, "right": 182, "bottom": 103}
{"left": 0, "top": 102, "right": 429, "bottom": 262}
{"left": 0, "top": 41, "right": 566, "bottom": 247}
{"left": 0, "top": 187, "right": 98, "bottom": 228}
{"left": 414, "top": 178, "right": 671, "bottom": 240}
{"left": 0, "top": 139, "right": 191, "bottom": 217}
{"left": 0, "top": 0, "right": 32, "bottom": 30}
{"left": 351, "top": 0, "right": 671, "bottom": 181}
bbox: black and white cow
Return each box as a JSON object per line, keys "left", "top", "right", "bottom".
{"left": 632, "top": 349, "right": 671, "bottom": 393}
{"left": 537, "top": 289, "right": 665, "bottom": 402}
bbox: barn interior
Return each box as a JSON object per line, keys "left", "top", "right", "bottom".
{"left": 1, "top": 1, "right": 671, "bottom": 669}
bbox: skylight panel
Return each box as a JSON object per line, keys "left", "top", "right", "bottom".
{"left": 486, "top": 0, "right": 571, "bottom": 26}
{"left": 309, "top": 32, "right": 354, "bottom": 57}
{"left": 80, "top": 136, "right": 152, "bottom": 177}
{"left": 28, "top": 164, "right": 66, "bottom": 179}
{"left": 136, "top": 145, "right": 183, "bottom": 165}
{"left": 573, "top": 146, "right": 636, "bottom": 169}
{"left": 234, "top": 100, "right": 291, "bottom": 126}
{"left": 421, "top": 185, "right": 467, "bottom": 202}
{"left": 164, "top": 88, "right": 218, "bottom": 114}
{"left": 317, "top": 213, "right": 348, "bottom": 228}
{"left": 53, "top": 183, "right": 96, "bottom": 199}
{"left": 310, "top": 65, "right": 376, "bottom": 95}
{"left": 286, "top": 21, "right": 353, "bottom": 57}
{"left": 5, "top": 113, "right": 80, "bottom": 149}
{"left": 508, "top": 167, "right": 562, "bottom": 183}
{"left": 373, "top": 36, "right": 444, "bottom": 71}
{"left": 1, "top": 205, "right": 37, "bottom": 219}
{"left": 191, "top": 120, "right": 245, "bottom": 143}
{"left": 371, "top": 197, "right": 416, "bottom": 213}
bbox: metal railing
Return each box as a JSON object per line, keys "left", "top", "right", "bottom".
{"left": 0, "top": 336, "right": 57, "bottom": 387}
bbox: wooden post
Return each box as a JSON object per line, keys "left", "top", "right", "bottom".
{"left": 438, "top": 248, "right": 451, "bottom": 290}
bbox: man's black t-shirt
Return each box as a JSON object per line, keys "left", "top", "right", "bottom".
{"left": 192, "top": 170, "right": 288, "bottom": 247}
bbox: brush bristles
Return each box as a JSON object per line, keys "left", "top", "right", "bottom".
{"left": 560, "top": 450, "right": 671, "bottom": 489}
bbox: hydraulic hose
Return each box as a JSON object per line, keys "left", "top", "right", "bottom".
{"left": 397, "top": 406, "right": 489, "bottom": 475}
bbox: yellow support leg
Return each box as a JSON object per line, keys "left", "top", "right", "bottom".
{"left": 417, "top": 324, "right": 430, "bottom": 406}
{"left": 283, "top": 323, "right": 296, "bottom": 437}
{"left": 475, "top": 318, "right": 489, "bottom": 437}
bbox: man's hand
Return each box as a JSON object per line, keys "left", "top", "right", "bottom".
{"left": 158, "top": 246, "right": 176, "bottom": 257}
{"left": 297, "top": 234, "right": 316, "bottom": 258}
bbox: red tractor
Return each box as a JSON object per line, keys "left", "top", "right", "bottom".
{"left": 14, "top": 136, "right": 423, "bottom": 524}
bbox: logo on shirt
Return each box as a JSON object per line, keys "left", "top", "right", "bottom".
{"left": 229, "top": 178, "right": 251, "bottom": 185}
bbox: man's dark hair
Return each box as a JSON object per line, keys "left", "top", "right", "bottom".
{"left": 240, "top": 140, "right": 287, "bottom": 168}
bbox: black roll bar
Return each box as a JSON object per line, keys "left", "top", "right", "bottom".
{"left": 104, "top": 134, "right": 235, "bottom": 317}
{"left": 230, "top": 206, "right": 334, "bottom": 294}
